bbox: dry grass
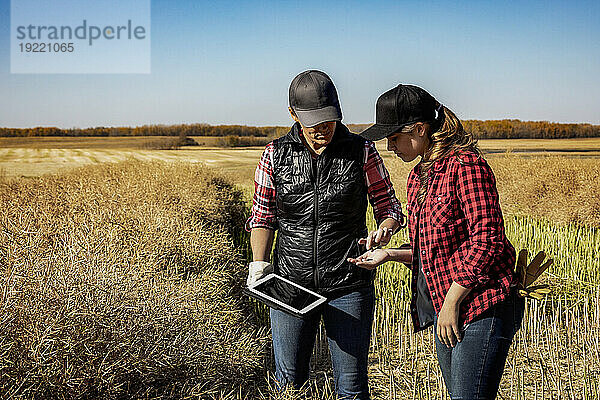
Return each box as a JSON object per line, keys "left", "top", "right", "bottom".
{"left": 381, "top": 154, "right": 600, "bottom": 227}
{"left": 0, "top": 148, "right": 262, "bottom": 181}
{"left": 141, "top": 137, "right": 185, "bottom": 150}
{"left": 491, "top": 155, "right": 600, "bottom": 226}
{"left": 365, "top": 212, "right": 600, "bottom": 400}
{"left": 0, "top": 136, "right": 272, "bottom": 150}
{"left": 476, "top": 137, "right": 600, "bottom": 153}
{"left": 0, "top": 136, "right": 188, "bottom": 149}
{"left": 0, "top": 161, "right": 268, "bottom": 399}
{"left": 216, "top": 136, "right": 272, "bottom": 148}
{"left": 2, "top": 142, "right": 600, "bottom": 399}
{"left": 3, "top": 136, "right": 600, "bottom": 151}
{"left": 2, "top": 139, "right": 600, "bottom": 228}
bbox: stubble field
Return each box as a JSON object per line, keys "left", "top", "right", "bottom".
{"left": 1, "top": 136, "right": 599, "bottom": 399}
{"left": 2, "top": 136, "right": 600, "bottom": 180}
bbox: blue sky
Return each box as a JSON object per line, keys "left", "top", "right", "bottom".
{"left": 0, "top": 0, "right": 599, "bottom": 128}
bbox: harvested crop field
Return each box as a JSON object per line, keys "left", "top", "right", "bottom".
{"left": 0, "top": 147, "right": 262, "bottom": 184}
{"left": 2, "top": 137, "right": 600, "bottom": 179}
{"left": 0, "top": 161, "right": 267, "bottom": 399}
{"left": 1, "top": 137, "right": 599, "bottom": 399}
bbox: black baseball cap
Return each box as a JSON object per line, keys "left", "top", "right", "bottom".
{"left": 289, "top": 70, "right": 343, "bottom": 127}
{"left": 361, "top": 84, "right": 439, "bottom": 141}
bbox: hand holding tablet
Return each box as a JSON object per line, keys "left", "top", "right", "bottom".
{"left": 243, "top": 274, "right": 327, "bottom": 319}
{"left": 246, "top": 261, "right": 273, "bottom": 286}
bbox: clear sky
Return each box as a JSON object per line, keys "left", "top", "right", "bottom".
{"left": 0, "top": 0, "right": 599, "bottom": 128}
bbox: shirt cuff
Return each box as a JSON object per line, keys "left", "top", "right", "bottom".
{"left": 451, "top": 258, "right": 481, "bottom": 290}
{"left": 376, "top": 210, "right": 406, "bottom": 229}
{"left": 245, "top": 218, "right": 277, "bottom": 232}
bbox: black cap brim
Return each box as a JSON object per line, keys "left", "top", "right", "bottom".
{"left": 294, "top": 105, "right": 342, "bottom": 127}
{"left": 359, "top": 123, "right": 403, "bottom": 141}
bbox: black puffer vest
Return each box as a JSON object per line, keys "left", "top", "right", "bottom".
{"left": 272, "top": 122, "right": 373, "bottom": 297}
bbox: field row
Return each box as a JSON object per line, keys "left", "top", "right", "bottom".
{"left": 2, "top": 135, "right": 600, "bottom": 150}
{"left": 0, "top": 147, "right": 261, "bottom": 180}
{"left": 4, "top": 146, "right": 600, "bottom": 229}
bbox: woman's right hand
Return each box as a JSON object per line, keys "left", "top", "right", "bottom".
{"left": 347, "top": 249, "right": 390, "bottom": 270}
{"left": 360, "top": 226, "right": 394, "bottom": 250}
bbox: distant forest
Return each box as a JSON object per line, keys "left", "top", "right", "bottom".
{"left": 0, "top": 124, "right": 289, "bottom": 138}
{"left": 349, "top": 120, "right": 600, "bottom": 139}
{"left": 1, "top": 120, "right": 599, "bottom": 139}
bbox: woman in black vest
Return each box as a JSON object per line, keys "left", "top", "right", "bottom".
{"left": 246, "top": 70, "right": 405, "bottom": 399}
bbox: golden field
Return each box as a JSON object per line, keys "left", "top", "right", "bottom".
{"left": 1, "top": 136, "right": 599, "bottom": 399}
{"left": 2, "top": 136, "right": 600, "bottom": 177}
{"left": 0, "top": 161, "right": 269, "bottom": 398}
{"left": 5, "top": 137, "right": 597, "bottom": 226}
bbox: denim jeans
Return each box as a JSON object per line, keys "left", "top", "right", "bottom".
{"left": 434, "top": 289, "right": 525, "bottom": 400}
{"left": 270, "top": 285, "right": 375, "bottom": 400}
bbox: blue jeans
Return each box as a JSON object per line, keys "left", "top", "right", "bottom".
{"left": 434, "top": 290, "right": 525, "bottom": 400}
{"left": 270, "top": 285, "right": 375, "bottom": 400}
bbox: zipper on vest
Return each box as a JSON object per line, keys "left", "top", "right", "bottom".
{"left": 312, "top": 157, "right": 320, "bottom": 289}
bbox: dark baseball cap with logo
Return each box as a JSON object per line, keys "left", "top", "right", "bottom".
{"left": 289, "top": 70, "right": 343, "bottom": 127}
{"left": 361, "top": 84, "right": 440, "bottom": 141}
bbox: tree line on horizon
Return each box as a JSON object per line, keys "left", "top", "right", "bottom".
{"left": 0, "top": 124, "right": 289, "bottom": 138}
{"left": 349, "top": 120, "right": 600, "bottom": 139}
{"left": 1, "top": 120, "right": 598, "bottom": 139}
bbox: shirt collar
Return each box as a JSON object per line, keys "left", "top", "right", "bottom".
{"left": 416, "top": 155, "right": 450, "bottom": 175}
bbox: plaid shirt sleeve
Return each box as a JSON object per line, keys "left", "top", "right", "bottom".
{"left": 245, "top": 142, "right": 277, "bottom": 232}
{"left": 449, "top": 158, "right": 506, "bottom": 289}
{"left": 363, "top": 141, "right": 405, "bottom": 226}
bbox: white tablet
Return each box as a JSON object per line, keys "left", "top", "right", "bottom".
{"left": 244, "top": 273, "right": 327, "bottom": 318}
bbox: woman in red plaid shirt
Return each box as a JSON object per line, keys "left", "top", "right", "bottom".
{"left": 349, "top": 84, "right": 524, "bottom": 400}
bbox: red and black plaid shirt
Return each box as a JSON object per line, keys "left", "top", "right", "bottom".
{"left": 246, "top": 135, "right": 403, "bottom": 231}
{"left": 406, "top": 151, "right": 517, "bottom": 331}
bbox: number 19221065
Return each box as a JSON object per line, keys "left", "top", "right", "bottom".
{"left": 19, "top": 43, "right": 74, "bottom": 52}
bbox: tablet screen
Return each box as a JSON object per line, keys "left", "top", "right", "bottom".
{"left": 253, "top": 276, "right": 321, "bottom": 311}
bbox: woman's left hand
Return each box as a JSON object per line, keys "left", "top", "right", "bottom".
{"left": 436, "top": 282, "right": 471, "bottom": 348}
{"left": 436, "top": 299, "right": 462, "bottom": 348}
